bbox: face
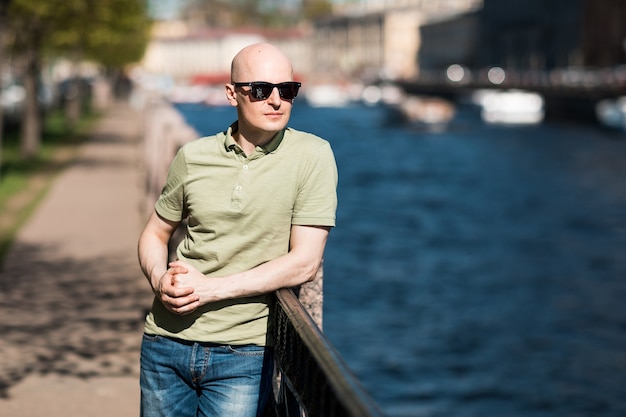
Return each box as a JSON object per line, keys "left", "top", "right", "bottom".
{"left": 226, "top": 45, "right": 296, "bottom": 141}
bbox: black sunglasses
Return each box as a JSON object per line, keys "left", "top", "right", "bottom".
{"left": 232, "top": 81, "right": 301, "bottom": 101}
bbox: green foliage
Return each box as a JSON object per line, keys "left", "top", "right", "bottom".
{"left": 7, "top": 0, "right": 151, "bottom": 68}
{"left": 181, "top": 0, "right": 334, "bottom": 28}
{"left": 302, "top": 0, "right": 333, "bottom": 20}
{"left": 82, "top": 0, "right": 151, "bottom": 67}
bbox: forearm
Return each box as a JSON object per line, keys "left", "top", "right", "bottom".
{"left": 138, "top": 233, "right": 170, "bottom": 293}
{"left": 138, "top": 211, "right": 179, "bottom": 293}
{"left": 208, "top": 251, "right": 321, "bottom": 301}
{"left": 172, "top": 225, "right": 331, "bottom": 305}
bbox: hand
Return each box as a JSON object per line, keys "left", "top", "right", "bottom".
{"left": 169, "top": 260, "right": 222, "bottom": 306}
{"left": 155, "top": 264, "right": 200, "bottom": 315}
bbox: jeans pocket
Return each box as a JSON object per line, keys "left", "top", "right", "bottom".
{"left": 226, "top": 344, "right": 266, "bottom": 357}
{"left": 142, "top": 333, "right": 161, "bottom": 343}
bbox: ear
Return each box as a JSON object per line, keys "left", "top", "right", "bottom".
{"left": 225, "top": 84, "right": 238, "bottom": 107}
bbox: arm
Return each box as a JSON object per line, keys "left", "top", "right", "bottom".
{"left": 168, "top": 224, "right": 331, "bottom": 312}
{"left": 138, "top": 211, "right": 200, "bottom": 314}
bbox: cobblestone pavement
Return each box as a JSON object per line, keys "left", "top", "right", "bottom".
{"left": 0, "top": 102, "right": 153, "bottom": 416}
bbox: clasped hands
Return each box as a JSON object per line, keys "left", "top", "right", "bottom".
{"left": 156, "top": 260, "right": 213, "bottom": 315}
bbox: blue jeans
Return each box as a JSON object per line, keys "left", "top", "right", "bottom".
{"left": 140, "top": 334, "right": 274, "bottom": 417}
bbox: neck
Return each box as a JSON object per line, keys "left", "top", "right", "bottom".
{"left": 233, "top": 129, "right": 276, "bottom": 155}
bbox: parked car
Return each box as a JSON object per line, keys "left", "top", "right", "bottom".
{"left": 1, "top": 76, "right": 57, "bottom": 129}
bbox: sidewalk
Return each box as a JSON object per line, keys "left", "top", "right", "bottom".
{"left": 0, "top": 102, "right": 153, "bottom": 416}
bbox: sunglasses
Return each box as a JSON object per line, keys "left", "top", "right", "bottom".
{"left": 232, "top": 81, "right": 301, "bottom": 101}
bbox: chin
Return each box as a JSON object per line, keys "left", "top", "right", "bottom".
{"left": 260, "top": 119, "right": 289, "bottom": 132}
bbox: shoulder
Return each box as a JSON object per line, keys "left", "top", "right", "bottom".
{"left": 285, "top": 127, "right": 327, "bottom": 143}
{"left": 284, "top": 128, "right": 331, "bottom": 151}
{"left": 281, "top": 128, "right": 336, "bottom": 173}
{"left": 176, "top": 132, "right": 226, "bottom": 161}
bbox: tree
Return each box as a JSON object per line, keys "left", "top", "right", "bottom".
{"left": 6, "top": 0, "right": 51, "bottom": 158}
{"left": 50, "top": 0, "right": 151, "bottom": 126}
{"left": 180, "top": 0, "right": 334, "bottom": 29}
{"left": 6, "top": 0, "right": 150, "bottom": 159}
{"left": 302, "top": 0, "right": 333, "bottom": 21}
{"left": 0, "top": 0, "right": 11, "bottom": 178}
{"left": 93, "top": 1, "right": 150, "bottom": 67}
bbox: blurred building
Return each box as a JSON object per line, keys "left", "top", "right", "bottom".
{"left": 139, "top": 0, "right": 625, "bottom": 91}
{"left": 140, "top": 21, "right": 311, "bottom": 83}
{"left": 413, "top": 0, "right": 626, "bottom": 87}
{"left": 418, "top": 10, "right": 480, "bottom": 73}
{"left": 582, "top": 0, "right": 626, "bottom": 68}
{"left": 477, "top": 0, "right": 626, "bottom": 70}
{"left": 410, "top": 0, "right": 626, "bottom": 124}
{"left": 311, "top": 0, "right": 482, "bottom": 82}
{"left": 139, "top": 1, "right": 486, "bottom": 86}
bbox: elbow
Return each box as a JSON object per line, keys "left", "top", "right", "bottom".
{"left": 301, "top": 258, "right": 323, "bottom": 284}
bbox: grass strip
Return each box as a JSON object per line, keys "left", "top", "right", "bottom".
{"left": 0, "top": 110, "right": 99, "bottom": 263}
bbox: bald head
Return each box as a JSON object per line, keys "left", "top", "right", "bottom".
{"left": 231, "top": 43, "right": 294, "bottom": 83}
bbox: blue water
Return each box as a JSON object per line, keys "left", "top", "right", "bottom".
{"left": 175, "top": 101, "right": 626, "bottom": 417}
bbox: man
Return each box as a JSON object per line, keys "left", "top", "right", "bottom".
{"left": 137, "top": 42, "right": 338, "bottom": 417}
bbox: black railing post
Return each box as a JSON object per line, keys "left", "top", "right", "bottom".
{"left": 270, "top": 288, "right": 386, "bottom": 417}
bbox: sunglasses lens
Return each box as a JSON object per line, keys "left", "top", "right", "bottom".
{"left": 251, "top": 83, "right": 273, "bottom": 100}
{"left": 247, "top": 82, "right": 301, "bottom": 100}
{"left": 278, "top": 83, "right": 299, "bottom": 100}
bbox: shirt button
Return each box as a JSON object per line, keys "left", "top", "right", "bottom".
{"left": 235, "top": 185, "right": 242, "bottom": 191}
{"left": 243, "top": 165, "right": 249, "bottom": 170}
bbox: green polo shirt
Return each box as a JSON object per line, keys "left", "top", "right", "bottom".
{"left": 144, "top": 122, "right": 338, "bottom": 345}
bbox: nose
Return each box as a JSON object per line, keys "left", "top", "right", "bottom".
{"left": 267, "top": 86, "right": 282, "bottom": 106}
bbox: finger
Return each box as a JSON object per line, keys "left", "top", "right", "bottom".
{"left": 161, "top": 292, "right": 198, "bottom": 309}
{"left": 172, "top": 300, "right": 200, "bottom": 315}
{"left": 160, "top": 274, "right": 193, "bottom": 293}
{"left": 164, "top": 295, "right": 199, "bottom": 314}
{"left": 168, "top": 261, "right": 189, "bottom": 271}
{"left": 170, "top": 272, "right": 186, "bottom": 284}
{"left": 167, "top": 265, "right": 189, "bottom": 276}
{"left": 164, "top": 285, "right": 195, "bottom": 298}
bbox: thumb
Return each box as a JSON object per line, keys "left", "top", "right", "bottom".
{"left": 169, "top": 260, "right": 190, "bottom": 272}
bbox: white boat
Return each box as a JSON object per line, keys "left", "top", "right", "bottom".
{"left": 397, "top": 96, "right": 455, "bottom": 125}
{"left": 595, "top": 97, "right": 626, "bottom": 131}
{"left": 476, "top": 89, "right": 545, "bottom": 125}
{"left": 303, "top": 84, "right": 352, "bottom": 108}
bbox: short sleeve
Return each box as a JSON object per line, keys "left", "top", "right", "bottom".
{"left": 155, "top": 148, "right": 188, "bottom": 222}
{"left": 292, "top": 142, "right": 338, "bottom": 226}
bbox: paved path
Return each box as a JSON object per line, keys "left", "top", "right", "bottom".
{"left": 0, "top": 102, "right": 153, "bottom": 416}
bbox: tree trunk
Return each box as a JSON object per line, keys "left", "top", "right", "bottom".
{"left": 0, "top": 24, "right": 4, "bottom": 139}
{"left": 64, "top": 55, "right": 84, "bottom": 129}
{"left": 0, "top": 2, "right": 8, "bottom": 178}
{"left": 64, "top": 76, "right": 81, "bottom": 129}
{"left": 20, "top": 47, "right": 41, "bottom": 159}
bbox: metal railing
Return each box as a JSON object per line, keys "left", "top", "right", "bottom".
{"left": 267, "top": 288, "right": 386, "bottom": 417}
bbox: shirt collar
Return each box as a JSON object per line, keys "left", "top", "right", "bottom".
{"left": 224, "top": 121, "right": 286, "bottom": 155}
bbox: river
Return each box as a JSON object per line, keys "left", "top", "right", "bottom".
{"left": 174, "top": 100, "right": 626, "bottom": 417}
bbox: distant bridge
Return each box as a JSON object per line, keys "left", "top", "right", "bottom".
{"left": 395, "top": 66, "right": 626, "bottom": 121}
